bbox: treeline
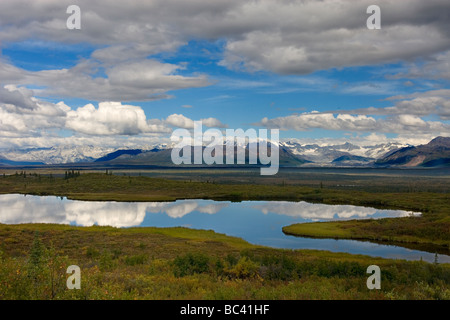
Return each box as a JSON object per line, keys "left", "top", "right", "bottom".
{"left": 64, "top": 170, "right": 81, "bottom": 179}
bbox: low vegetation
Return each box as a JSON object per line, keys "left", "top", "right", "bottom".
{"left": 1, "top": 224, "right": 449, "bottom": 300}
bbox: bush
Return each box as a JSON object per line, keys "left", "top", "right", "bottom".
{"left": 259, "top": 254, "right": 298, "bottom": 280}
{"left": 124, "top": 254, "right": 148, "bottom": 266}
{"left": 173, "top": 253, "right": 210, "bottom": 277}
{"left": 226, "top": 257, "right": 260, "bottom": 280}
{"left": 85, "top": 247, "right": 100, "bottom": 259}
{"left": 99, "top": 251, "right": 116, "bottom": 271}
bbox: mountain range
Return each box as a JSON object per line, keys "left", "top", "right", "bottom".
{"left": 0, "top": 137, "right": 449, "bottom": 168}
{"left": 374, "top": 136, "right": 450, "bottom": 167}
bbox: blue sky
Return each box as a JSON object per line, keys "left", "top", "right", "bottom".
{"left": 0, "top": 0, "right": 449, "bottom": 149}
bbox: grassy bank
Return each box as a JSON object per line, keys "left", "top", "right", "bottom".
{"left": 0, "top": 172, "right": 449, "bottom": 250}
{"left": 282, "top": 219, "right": 450, "bottom": 252}
{"left": 1, "top": 223, "right": 449, "bottom": 300}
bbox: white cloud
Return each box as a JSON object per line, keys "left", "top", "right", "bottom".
{"left": 0, "top": 58, "right": 210, "bottom": 102}
{"left": 0, "top": 83, "right": 230, "bottom": 149}
{"left": 65, "top": 102, "right": 170, "bottom": 135}
{"left": 388, "top": 50, "right": 450, "bottom": 80}
{"left": 395, "top": 114, "right": 426, "bottom": 127}
{"left": 200, "top": 117, "right": 228, "bottom": 128}
{"left": 0, "top": 85, "right": 68, "bottom": 136}
{"left": 260, "top": 113, "right": 378, "bottom": 132}
{"left": 259, "top": 111, "right": 450, "bottom": 135}
{"left": 165, "top": 114, "right": 194, "bottom": 129}
{"left": 165, "top": 113, "right": 227, "bottom": 129}
{"left": 218, "top": 0, "right": 450, "bottom": 74}
{"left": 0, "top": 86, "right": 229, "bottom": 149}
{"left": 332, "top": 89, "right": 450, "bottom": 120}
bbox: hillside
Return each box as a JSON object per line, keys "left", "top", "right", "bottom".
{"left": 105, "top": 144, "right": 311, "bottom": 167}
{"left": 375, "top": 136, "right": 450, "bottom": 167}
{"left": 94, "top": 149, "right": 143, "bottom": 162}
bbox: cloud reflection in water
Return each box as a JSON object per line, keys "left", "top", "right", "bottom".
{"left": 0, "top": 195, "right": 418, "bottom": 228}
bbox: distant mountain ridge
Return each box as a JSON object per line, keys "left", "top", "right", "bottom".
{"left": 0, "top": 157, "right": 45, "bottom": 166}
{"left": 0, "top": 138, "right": 449, "bottom": 168}
{"left": 0, "top": 145, "right": 114, "bottom": 165}
{"left": 279, "top": 140, "right": 407, "bottom": 165}
{"left": 331, "top": 155, "right": 373, "bottom": 166}
{"left": 95, "top": 149, "right": 143, "bottom": 162}
{"left": 375, "top": 136, "right": 450, "bottom": 167}
{"left": 105, "top": 144, "right": 310, "bottom": 167}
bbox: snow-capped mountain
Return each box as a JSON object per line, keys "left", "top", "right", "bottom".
{"left": 376, "top": 136, "right": 450, "bottom": 167}
{"left": 279, "top": 140, "right": 409, "bottom": 164}
{"left": 0, "top": 144, "right": 169, "bottom": 165}
{"left": 0, "top": 145, "right": 115, "bottom": 164}
{"left": 0, "top": 140, "right": 409, "bottom": 166}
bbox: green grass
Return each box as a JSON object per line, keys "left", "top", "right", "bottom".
{"left": 283, "top": 221, "right": 353, "bottom": 238}
{"left": 283, "top": 215, "right": 450, "bottom": 252}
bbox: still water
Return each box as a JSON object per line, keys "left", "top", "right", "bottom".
{"left": 0, "top": 194, "right": 448, "bottom": 263}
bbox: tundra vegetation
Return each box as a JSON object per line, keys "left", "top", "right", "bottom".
{"left": 0, "top": 170, "right": 449, "bottom": 299}
{"left": 0, "top": 224, "right": 449, "bottom": 300}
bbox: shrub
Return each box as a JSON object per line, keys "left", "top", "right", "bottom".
{"left": 226, "top": 257, "right": 260, "bottom": 280}
{"left": 124, "top": 254, "right": 148, "bottom": 266}
{"left": 259, "top": 254, "right": 298, "bottom": 280}
{"left": 173, "top": 253, "right": 210, "bottom": 277}
{"left": 85, "top": 247, "right": 100, "bottom": 259}
{"left": 296, "top": 259, "right": 366, "bottom": 278}
{"left": 99, "top": 251, "right": 116, "bottom": 271}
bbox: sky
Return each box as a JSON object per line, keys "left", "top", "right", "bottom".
{"left": 0, "top": 0, "right": 450, "bottom": 150}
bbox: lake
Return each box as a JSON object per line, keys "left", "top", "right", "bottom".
{"left": 0, "top": 193, "right": 448, "bottom": 263}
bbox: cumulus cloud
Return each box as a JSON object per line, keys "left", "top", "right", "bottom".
{"left": 260, "top": 113, "right": 378, "bottom": 132}
{"left": 165, "top": 114, "right": 227, "bottom": 129}
{"left": 217, "top": 0, "right": 450, "bottom": 74}
{"left": 258, "top": 111, "right": 450, "bottom": 135}
{"left": 0, "top": 58, "right": 210, "bottom": 102}
{"left": 0, "top": 85, "right": 227, "bottom": 148}
{"left": 165, "top": 114, "right": 194, "bottom": 129}
{"left": 0, "top": 85, "right": 38, "bottom": 110}
{"left": 388, "top": 91, "right": 450, "bottom": 120}
{"left": 331, "top": 89, "right": 450, "bottom": 120}
{"left": 0, "top": 85, "right": 68, "bottom": 137}
{"left": 388, "top": 50, "right": 450, "bottom": 80}
{"left": 66, "top": 102, "right": 169, "bottom": 135}
{"left": 199, "top": 117, "right": 228, "bottom": 128}
{"left": 0, "top": 87, "right": 172, "bottom": 138}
